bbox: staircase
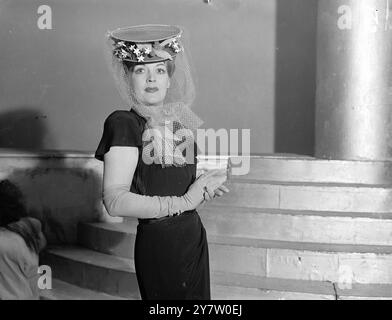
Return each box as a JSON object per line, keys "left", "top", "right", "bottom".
{"left": 40, "top": 155, "right": 392, "bottom": 300}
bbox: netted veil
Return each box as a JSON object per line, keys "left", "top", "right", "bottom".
{"left": 103, "top": 25, "right": 203, "bottom": 167}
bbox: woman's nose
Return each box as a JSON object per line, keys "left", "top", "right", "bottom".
{"left": 147, "top": 71, "right": 156, "bottom": 82}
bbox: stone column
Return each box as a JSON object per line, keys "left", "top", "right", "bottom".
{"left": 316, "top": 0, "right": 392, "bottom": 160}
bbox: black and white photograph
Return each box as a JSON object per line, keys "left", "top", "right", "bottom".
{"left": 0, "top": 0, "right": 391, "bottom": 306}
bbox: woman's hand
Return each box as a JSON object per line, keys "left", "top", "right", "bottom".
{"left": 212, "top": 184, "right": 230, "bottom": 197}
{"left": 183, "top": 169, "right": 229, "bottom": 210}
{"left": 202, "top": 183, "right": 230, "bottom": 202}
{"left": 202, "top": 169, "right": 229, "bottom": 200}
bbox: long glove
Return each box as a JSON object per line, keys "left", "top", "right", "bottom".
{"left": 103, "top": 169, "right": 227, "bottom": 219}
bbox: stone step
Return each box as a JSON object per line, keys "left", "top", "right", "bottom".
{"left": 211, "top": 284, "right": 335, "bottom": 300}
{"left": 202, "top": 205, "right": 392, "bottom": 219}
{"left": 229, "top": 156, "right": 392, "bottom": 185}
{"left": 198, "top": 205, "right": 392, "bottom": 246}
{"left": 78, "top": 222, "right": 392, "bottom": 285}
{"left": 338, "top": 296, "right": 392, "bottom": 300}
{"left": 216, "top": 180, "right": 392, "bottom": 213}
{"left": 42, "top": 246, "right": 392, "bottom": 299}
{"left": 39, "top": 278, "right": 126, "bottom": 300}
{"left": 40, "top": 246, "right": 141, "bottom": 299}
{"left": 212, "top": 271, "right": 392, "bottom": 299}
{"left": 80, "top": 219, "right": 392, "bottom": 257}
{"left": 40, "top": 279, "right": 336, "bottom": 300}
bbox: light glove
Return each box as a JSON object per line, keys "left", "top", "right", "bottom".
{"left": 103, "top": 169, "right": 228, "bottom": 219}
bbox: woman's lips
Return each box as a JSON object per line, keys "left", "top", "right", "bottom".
{"left": 145, "top": 87, "right": 159, "bottom": 93}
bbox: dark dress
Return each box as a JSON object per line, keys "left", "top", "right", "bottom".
{"left": 95, "top": 109, "right": 210, "bottom": 300}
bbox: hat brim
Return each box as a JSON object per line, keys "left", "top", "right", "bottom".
{"left": 109, "top": 24, "right": 182, "bottom": 43}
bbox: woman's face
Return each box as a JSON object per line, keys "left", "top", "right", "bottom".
{"left": 129, "top": 62, "right": 170, "bottom": 106}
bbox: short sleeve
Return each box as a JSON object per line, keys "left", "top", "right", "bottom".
{"left": 95, "top": 111, "right": 143, "bottom": 161}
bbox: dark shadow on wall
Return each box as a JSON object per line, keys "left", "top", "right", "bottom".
{"left": 0, "top": 107, "right": 108, "bottom": 246}
{"left": 274, "top": 0, "right": 318, "bottom": 156}
{"left": 0, "top": 108, "right": 48, "bottom": 149}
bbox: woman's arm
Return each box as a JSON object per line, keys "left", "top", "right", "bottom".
{"left": 103, "top": 146, "right": 175, "bottom": 218}
{"left": 102, "top": 146, "right": 226, "bottom": 218}
{"left": 103, "top": 146, "right": 139, "bottom": 193}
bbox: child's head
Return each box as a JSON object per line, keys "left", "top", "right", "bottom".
{"left": 0, "top": 179, "right": 27, "bottom": 227}
{"left": 0, "top": 179, "right": 46, "bottom": 253}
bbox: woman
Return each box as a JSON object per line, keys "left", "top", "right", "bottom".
{"left": 95, "top": 25, "right": 228, "bottom": 300}
{"left": 0, "top": 179, "right": 47, "bottom": 300}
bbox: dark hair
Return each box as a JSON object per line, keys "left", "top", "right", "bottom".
{"left": 0, "top": 179, "right": 41, "bottom": 254}
{"left": 123, "top": 59, "right": 176, "bottom": 77}
{"left": 0, "top": 179, "right": 27, "bottom": 225}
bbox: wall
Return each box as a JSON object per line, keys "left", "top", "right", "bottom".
{"left": 0, "top": 151, "right": 104, "bottom": 244}
{"left": 0, "top": 0, "right": 317, "bottom": 155}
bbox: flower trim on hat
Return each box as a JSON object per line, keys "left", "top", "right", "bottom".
{"left": 112, "top": 37, "right": 183, "bottom": 62}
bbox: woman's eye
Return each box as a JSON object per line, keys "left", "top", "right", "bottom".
{"left": 157, "top": 68, "right": 167, "bottom": 74}
{"left": 134, "top": 68, "right": 145, "bottom": 74}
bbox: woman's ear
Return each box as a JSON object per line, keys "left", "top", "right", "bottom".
{"left": 167, "top": 78, "right": 171, "bottom": 89}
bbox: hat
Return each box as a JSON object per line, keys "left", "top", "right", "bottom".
{"left": 108, "top": 24, "right": 183, "bottom": 63}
